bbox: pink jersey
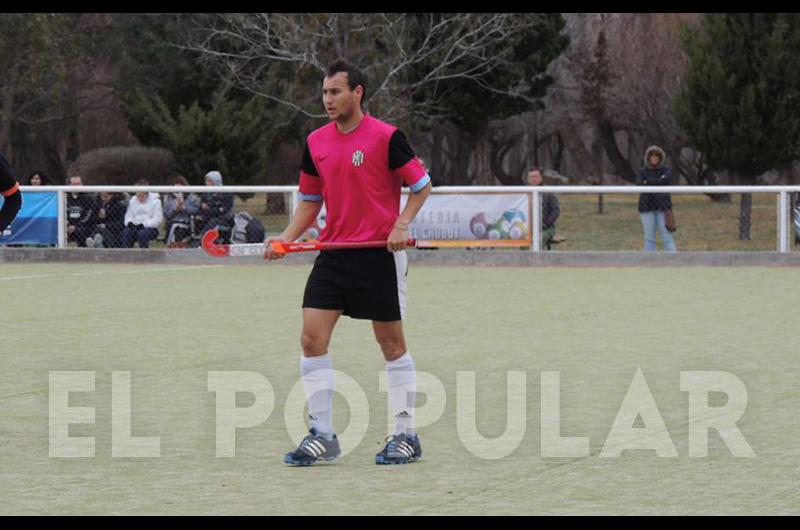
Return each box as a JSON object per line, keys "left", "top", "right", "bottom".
{"left": 298, "top": 114, "right": 430, "bottom": 243}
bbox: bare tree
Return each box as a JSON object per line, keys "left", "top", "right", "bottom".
{"left": 525, "top": 14, "right": 711, "bottom": 188}
{"left": 188, "top": 14, "right": 555, "bottom": 121}
{"left": 185, "top": 13, "right": 567, "bottom": 186}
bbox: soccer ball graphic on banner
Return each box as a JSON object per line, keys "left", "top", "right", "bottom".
{"left": 303, "top": 215, "right": 327, "bottom": 241}
{"left": 471, "top": 210, "right": 528, "bottom": 240}
{"left": 502, "top": 210, "right": 529, "bottom": 240}
{"left": 470, "top": 212, "right": 498, "bottom": 239}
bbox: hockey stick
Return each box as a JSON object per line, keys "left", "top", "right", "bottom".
{"left": 201, "top": 228, "right": 417, "bottom": 257}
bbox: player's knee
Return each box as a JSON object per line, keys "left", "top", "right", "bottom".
{"left": 300, "top": 332, "right": 327, "bottom": 356}
{"left": 376, "top": 336, "right": 406, "bottom": 360}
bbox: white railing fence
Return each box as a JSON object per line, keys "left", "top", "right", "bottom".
{"left": 16, "top": 185, "right": 800, "bottom": 253}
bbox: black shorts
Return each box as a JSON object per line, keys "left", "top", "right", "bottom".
{"left": 302, "top": 248, "right": 408, "bottom": 321}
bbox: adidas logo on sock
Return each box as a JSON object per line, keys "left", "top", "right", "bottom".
{"left": 395, "top": 411, "right": 411, "bottom": 418}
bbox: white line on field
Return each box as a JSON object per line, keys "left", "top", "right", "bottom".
{"left": 0, "top": 265, "right": 224, "bottom": 281}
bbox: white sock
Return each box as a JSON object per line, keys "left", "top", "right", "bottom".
{"left": 300, "top": 354, "right": 335, "bottom": 439}
{"left": 386, "top": 351, "right": 416, "bottom": 437}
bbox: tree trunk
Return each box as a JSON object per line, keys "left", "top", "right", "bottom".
{"left": 448, "top": 130, "right": 471, "bottom": 185}
{"left": 528, "top": 112, "right": 539, "bottom": 169}
{"left": 430, "top": 125, "right": 443, "bottom": 186}
{"left": 472, "top": 128, "right": 494, "bottom": 186}
{"left": 550, "top": 132, "right": 564, "bottom": 173}
{"left": 739, "top": 192, "right": 752, "bottom": 241}
{"left": 598, "top": 119, "right": 636, "bottom": 182}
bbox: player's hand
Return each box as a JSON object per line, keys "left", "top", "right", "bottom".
{"left": 263, "top": 236, "right": 286, "bottom": 261}
{"left": 387, "top": 226, "right": 409, "bottom": 252}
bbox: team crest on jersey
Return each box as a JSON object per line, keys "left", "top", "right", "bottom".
{"left": 352, "top": 149, "right": 365, "bottom": 167}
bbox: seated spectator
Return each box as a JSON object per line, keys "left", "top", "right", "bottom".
{"left": 163, "top": 175, "right": 201, "bottom": 248}
{"left": 122, "top": 180, "right": 163, "bottom": 248}
{"left": 86, "top": 192, "right": 126, "bottom": 248}
{"left": 66, "top": 175, "right": 96, "bottom": 247}
{"left": 27, "top": 171, "right": 51, "bottom": 186}
{"left": 526, "top": 167, "right": 561, "bottom": 249}
{"left": 198, "top": 170, "right": 234, "bottom": 242}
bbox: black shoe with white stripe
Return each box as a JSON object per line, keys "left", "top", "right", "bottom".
{"left": 375, "top": 433, "right": 422, "bottom": 465}
{"left": 284, "top": 428, "right": 341, "bottom": 466}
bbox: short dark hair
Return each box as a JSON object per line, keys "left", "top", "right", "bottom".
{"left": 172, "top": 175, "right": 189, "bottom": 186}
{"left": 326, "top": 57, "right": 367, "bottom": 106}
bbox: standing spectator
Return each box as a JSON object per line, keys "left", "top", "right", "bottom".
{"left": 793, "top": 192, "right": 800, "bottom": 246}
{"left": 636, "top": 145, "right": 676, "bottom": 252}
{"left": 86, "top": 192, "right": 126, "bottom": 248}
{"left": 526, "top": 168, "right": 561, "bottom": 249}
{"left": 163, "top": 175, "right": 201, "bottom": 248}
{"left": 66, "top": 175, "right": 96, "bottom": 247}
{"left": 199, "top": 170, "right": 234, "bottom": 241}
{"left": 27, "top": 171, "right": 50, "bottom": 186}
{"left": 122, "top": 180, "right": 163, "bottom": 248}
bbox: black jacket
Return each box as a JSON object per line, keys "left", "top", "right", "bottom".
{"left": 637, "top": 166, "right": 673, "bottom": 213}
{"left": 91, "top": 199, "right": 126, "bottom": 236}
{"left": 66, "top": 193, "right": 96, "bottom": 227}
{"left": 201, "top": 192, "right": 234, "bottom": 220}
{"left": 0, "top": 152, "right": 17, "bottom": 193}
{"left": 542, "top": 193, "right": 560, "bottom": 229}
{"left": 637, "top": 146, "right": 674, "bottom": 213}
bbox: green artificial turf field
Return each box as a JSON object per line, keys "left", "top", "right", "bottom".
{"left": 1, "top": 262, "right": 798, "bottom": 514}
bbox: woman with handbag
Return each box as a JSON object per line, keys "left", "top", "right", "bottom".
{"left": 636, "top": 145, "right": 677, "bottom": 251}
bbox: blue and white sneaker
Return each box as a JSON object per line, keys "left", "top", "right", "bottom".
{"left": 375, "top": 433, "right": 422, "bottom": 465}
{"left": 284, "top": 428, "right": 341, "bottom": 466}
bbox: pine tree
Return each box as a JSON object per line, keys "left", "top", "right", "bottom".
{"left": 676, "top": 13, "right": 800, "bottom": 240}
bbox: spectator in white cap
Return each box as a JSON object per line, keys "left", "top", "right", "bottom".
{"left": 205, "top": 170, "right": 223, "bottom": 187}
{"left": 199, "top": 169, "right": 234, "bottom": 241}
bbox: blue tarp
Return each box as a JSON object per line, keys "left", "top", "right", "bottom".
{"left": 0, "top": 191, "right": 59, "bottom": 246}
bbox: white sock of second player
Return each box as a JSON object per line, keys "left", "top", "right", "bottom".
{"left": 386, "top": 351, "right": 416, "bottom": 437}
{"left": 300, "top": 353, "right": 335, "bottom": 439}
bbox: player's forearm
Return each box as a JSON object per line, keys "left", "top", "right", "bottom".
{"left": 280, "top": 200, "right": 322, "bottom": 241}
{"left": 397, "top": 182, "right": 432, "bottom": 226}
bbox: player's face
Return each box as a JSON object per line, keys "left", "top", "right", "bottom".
{"left": 322, "top": 72, "right": 361, "bottom": 122}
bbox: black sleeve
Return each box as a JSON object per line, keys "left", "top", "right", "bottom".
{"left": 543, "top": 194, "right": 560, "bottom": 228}
{"left": 0, "top": 152, "right": 18, "bottom": 193}
{"left": 388, "top": 130, "right": 417, "bottom": 170}
{"left": 302, "top": 143, "right": 319, "bottom": 176}
{"left": 0, "top": 189, "right": 22, "bottom": 233}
